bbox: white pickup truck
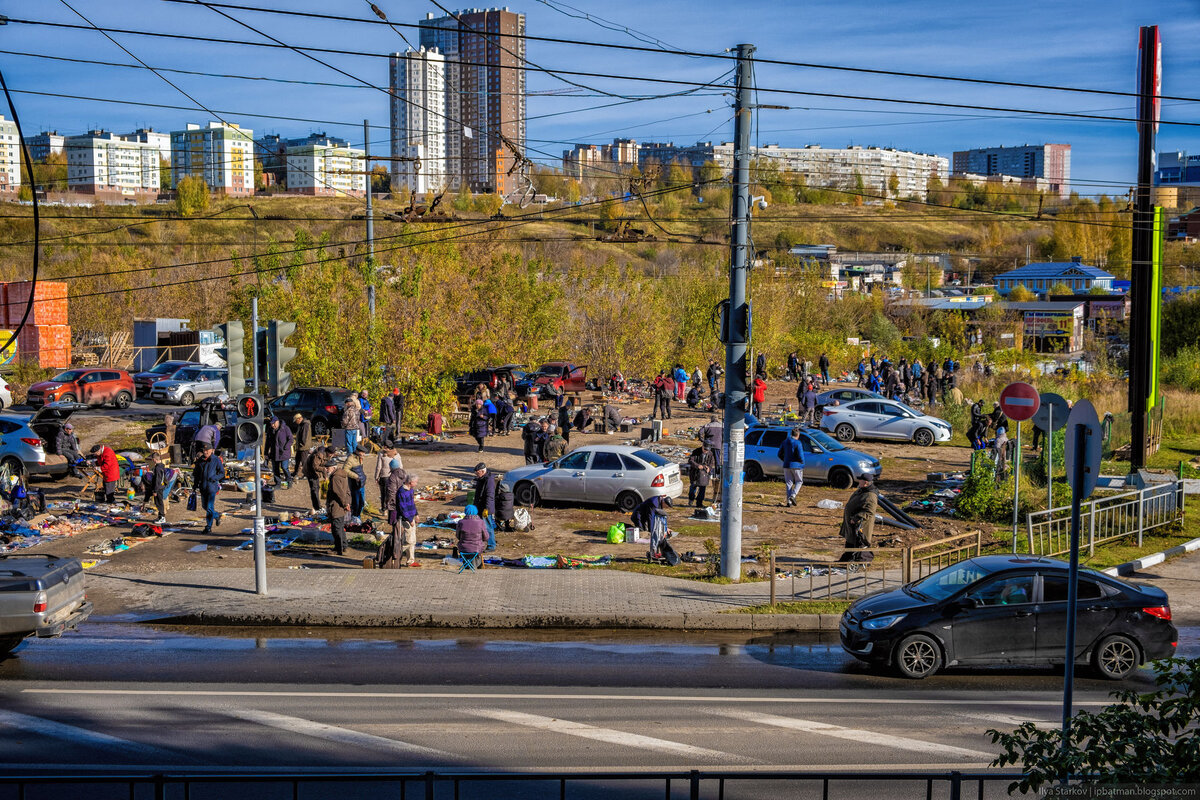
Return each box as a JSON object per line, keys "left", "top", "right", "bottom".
{"left": 0, "top": 554, "right": 92, "bottom": 655}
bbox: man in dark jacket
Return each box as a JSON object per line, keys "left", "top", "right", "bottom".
{"left": 495, "top": 394, "right": 514, "bottom": 435}
{"left": 989, "top": 402, "right": 1008, "bottom": 435}
{"left": 304, "top": 446, "right": 331, "bottom": 513}
{"left": 326, "top": 459, "right": 353, "bottom": 556}
{"left": 57, "top": 423, "right": 83, "bottom": 476}
{"left": 755, "top": 351, "right": 766, "bottom": 377}
{"left": 474, "top": 462, "right": 498, "bottom": 551}
{"left": 266, "top": 417, "right": 293, "bottom": 488}
{"left": 521, "top": 419, "right": 542, "bottom": 464}
{"left": 290, "top": 413, "right": 312, "bottom": 479}
{"left": 632, "top": 495, "right": 673, "bottom": 562}
{"left": 603, "top": 404, "right": 622, "bottom": 433}
{"left": 379, "top": 390, "right": 397, "bottom": 444}
{"left": 543, "top": 428, "right": 567, "bottom": 461}
{"left": 777, "top": 427, "right": 806, "bottom": 507}
{"left": 557, "top": 400, "right": 573, "bottom": 444}
{"left": 818, "top": 352, "right": 831, "bottom": 385}
{"left": 706, "top": 360, "right": 722, "bottom": 395}
{"left": 687, "top": 446, "right": 713, "bottom": 508}
{"left": 839, "top": 474, "right": 878, "bottom": 563}
{"left": 192, "top": 443, "right": 223, "bottom": 534}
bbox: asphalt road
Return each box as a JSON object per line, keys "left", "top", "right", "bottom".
{"left": 0, "top": 625, "right": 1193, "bottom": 798}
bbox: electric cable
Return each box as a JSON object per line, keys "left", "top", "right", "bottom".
{"left": 0, "top": 64, "right": 40, "bottom": 358}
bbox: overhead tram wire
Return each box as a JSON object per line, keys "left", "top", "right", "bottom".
{"left": 0, "top": 64, "right": 41, "bottom": 356}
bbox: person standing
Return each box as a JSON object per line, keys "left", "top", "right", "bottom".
{"left": 144, "top": 451, "right": 175, "bottom": 524}
{"left": 341, "top": 392, "right": 361, "bottom": 454}
{"left": 358, "top": 389, "right": 372, "bottom": 443}
{"left": 495, "top": 393, "right": 514, "bottom": 435}
{"left": 326, "top": 459, "right": 352, "bottom": 557}
{"left": 379, "top": 390, "right": 397, "bottom": 444}
{"left": 755, "top": 351, "right": 766, "bottom": 377}
{"left": 787, "top": 352, "right": 799, "bottom": 382}
{"left": 543, "top": 427, "right": 567, "bottom": 461}
{"left": 266, "top": 417, "right": 293, "bottom": 489}
{"left": 521, "top": 418, "right": 542, "bottom": 464}
{"left": 777, "top": 427, "right": 806, "bottom": 507}
{"left": 535, "top": 419, "right": 551, "bottom": 462}
{"left": 394, "top": 389, "right": 406, "bottom": 438}
{"left": 751, "top": 374, "right": 767, "bottom": 418}
{"left": 706, "top": 360, "right": 722, "bottom": 395}
{"left": 818, "top": 352, "right": 831, "bottom": 385}
{"left": 290, "top": 413, "right": 312, "bottom": 479}
{"left": 347, "top": 450, "right": 367, "bottom": 523}
{"left": 687, "top": 445, "right": 713, "bottom": 509}
{"left": 473, "top": 462, "right": 498, "bottom": 551}
{"left": 90, "top": 444, "right": 121, "bottom": 504}
{"left": 800, "top": 383, "right": 819, "bottom": 426}
{"left": 557, "top": 399, "right": 573, "bottom": 445}
{"left": 661, "top": 372, "right": 675, "bottom": 419}
{"left": 396, "top": 473, "right": 420, "bottom": 567}
{"left": 469, "top": 399, "right": 489, "bottom": 452}
{"left": 303, "top": 446, "right": 330, "bottom": 513}
{"left": 674, "top": 365, "right": 688, "bottom": 402}
{"left": 838, "top": 474, "right": 878, "bottom": 563}
{"left": 192, "top": 443, "right": 224, "bottom": 535}
{"left": 375, "top": 446, "right": 398, "bottom": 509}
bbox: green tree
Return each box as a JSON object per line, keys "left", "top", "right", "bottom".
{"left": 452, "top": 183, "right": 472, "bottom": 211}
{"left": 565, "top": 180, "right": 582, "bottom": 204}
{"left": 1008, "top": 284, "right": 1035, "bottom": 302}
{"left": 159, "top": 157, "right": 172, "bottom": 190}
{"left": 1047, "top": 282, "right": 1073, "bottom": 296}
{"left": 253, "top": 158, "right": 265, "bottom": 190}
{"left": 1162, "top": 291, "right": 1200, "bottom": 355}
{"left": 370, "top": 165, "right": 390, "bottom": 194}
{"left": 175, "top": 175, "right": 210, "bottom": 216}
{"left": 473, "top": 193, "right": 504, "bottom": 216}
{"left": 887, "top": 171, "right": 900, "bottom": 198}
{"left": 698, "top": 159, "right": 724, "bottom": 187}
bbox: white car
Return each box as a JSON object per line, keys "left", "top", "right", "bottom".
{"left": 821, "top": 399, "right": 952, "bottom": 446}
{"left": 149, "top": 366, "right": 228, "bottom": 406}
{"left": 500, "top": 444, "right": 684, "bottom": 512}
{"left": 0, "top": 379, "right": 11, "bottom": 410}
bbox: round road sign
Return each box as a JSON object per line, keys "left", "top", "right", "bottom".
{"left": 1032, "top": 392, "right": 1070, "bottom": 432}
{"left": 999, "top": 382, "right": 1041, "bottom": 422}
{"left": 1064, "top": 399, "right": 1103, "bottom": 500}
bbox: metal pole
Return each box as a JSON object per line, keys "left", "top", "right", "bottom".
{"left": 1061, "top": 422, "right": 1088, "bottom": 763}
{"left": 1047, "top": 405, "right": 1053, "bottom": 512}
{"left": 720, "top": 43, "right": 755, "bottom": 582}
{"left": 250, "top": 297, "right": 266, "bottom": 595}
{"left": 250, "top": 297, "right": 260, "bottom": 394}
{"left": 1012, "top": 421, "right": 1021, "bottom": 552}
{"left": 364, "top": 119, "right": 376, "bottom": 319}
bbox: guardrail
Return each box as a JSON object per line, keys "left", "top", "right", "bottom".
{"left": 1026, "top": 479, "right": 1185, "bottom": 558}
{"left": 0, "top": 768, "right": 1027, "bottom": 799}
{"left": 904, "top": 530, "right": 983, "bottom": 584}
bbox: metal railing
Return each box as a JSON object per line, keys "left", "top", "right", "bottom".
{"left": 1026, "top": 479, "right": 1186, "bottom": 558}
{"left": 904, "top": 530, "right": 983, "bottom": 584}
{"left": 0, "top": 768, "right": 1030, "bottom": 799}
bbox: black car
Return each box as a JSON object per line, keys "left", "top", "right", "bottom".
{"left": 268, "top": 387, "right": 352, "bottom": 437}
{"left": 454, "top": 365, "right": 525, "bottom": 399}
{"left": 145, "top": 403, "right": 237, "bottom": 455}
{"left": 840, "top": 555, "right": 1176, "bottom": 680}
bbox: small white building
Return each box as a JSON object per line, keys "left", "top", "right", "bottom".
{"left": 65, "top": 131, "right": 161, "bottom": 195}
{"left": 286, "top": 144, "right": 366, "bottom": 197}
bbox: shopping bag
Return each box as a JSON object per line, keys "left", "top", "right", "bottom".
{"left": 187, "top": 492, "right": 197, "bottom": 511}
{"left": 606, "top": 523, "right": 626, "bottom": 544}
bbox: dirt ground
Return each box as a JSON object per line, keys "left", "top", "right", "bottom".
{"left": 7, "top": 380, "right": 996, "bottom": 588}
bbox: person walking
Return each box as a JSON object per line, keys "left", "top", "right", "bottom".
{"left": 326, "top": 459, "right": 352, "bottom": 557}
{"left": 473, "top": 462, "right": 498, "bottom": 551}
{"left": 266, "top": 417, "right": 293, "bottom": 489}
{"left": 800, "top": 383, "right": 819, "bottom": 426}
{"left": 521, "top": 418, "right": 542, "bottom": 464}
{"left": 395, "top": 473, "right": 420, "bottom": 567}
{"left": 777, "top": 427, "right": 806, "bottom": 507}
{"left": 818, "top": 352, "right": 831, "bottom": 385}
{"left": 192, "top": 442, "right": 224, "bottom": 535}
{"left": 469, "top": 399, "right": 489, "bottom": 452}
{"left": 90, "top": 444, "right": 121, "bottom": 503}
{"left": 687, "top": 445, "right": 713, "bottom": 509}
{"left": 838, "top": 474, "right": 878, "bottom": 563}
{"left": 290, "top": 413, "right": 312, "bottom": 479}
{"left": 341, "top": 392, "right": 361, "bottom": 454}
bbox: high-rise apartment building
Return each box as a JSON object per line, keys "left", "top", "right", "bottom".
{"left": 0, "top": 117, "right": 19, "bottom": 193}
{"left": 951, "top": 144, "right": 1071, "bottom": 197}
{"left": 562, "top": 138, "right": 638, "bottom": 180}
{"left": 410, "top": 7, "right": 526, "bottom": 196}
{"left": 257, "top": 132, "right": 349, "bottom": 188}
{"left": 27, "top": 131, "right": 65, "bottom": 162}
{"left": 286, "top": 143, "right": 366, "bottom": 197}
{"left": 121, "top": 129, "right": 172, "bottom": 163}
{"left": 64, "top": 130, "right": 161, "bottom": 195}
{"left": 169, "top": 121, "right": 255, "bottom": 195}
{"left": 389, "top": 48, "right": 449, "bottom": 195}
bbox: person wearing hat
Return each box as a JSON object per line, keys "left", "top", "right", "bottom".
{"left": 838, "top": 474, "right": 878, "bottom": 564}
{"left": 192, "top": 442, "right": 224, "bottom": 534}
{"left": 56, "top": 423, "right": 82, "bottom": 476}
{"left": 291, "top": 413, "right": 312, "bottom": 480}
{"left": 325, "top": 458, "right": 353, "bottom": 557}
{"left": 302, "top": 445, "right": 331, "bottom": 513}
{"left": 473, "top": 462, "right": 497, "bottom": 551}
{"left": 455, "top": 505, "right": 487, "bottom": 569}
{"left": 989, "top": 401, "right": 1008, "bottom": 435}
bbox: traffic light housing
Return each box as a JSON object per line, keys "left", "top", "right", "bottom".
{"left": 214, "top": 321, "right": 246, "bottom": 396}
{"left": 235, "top": 393, "right": 264, "bottom": 448}
{"left": 267, "top": 320, "right": 298, "bottom": 397}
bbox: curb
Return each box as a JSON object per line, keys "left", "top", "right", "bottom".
{"left": 1102, "top": 536, "right": 1200, "bottom": 577}
{"left": 150, "top": 611, "right": 841, "bottom": 632}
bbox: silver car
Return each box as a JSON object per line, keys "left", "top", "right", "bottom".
{"left": 500, "top": 444, "right": 684, "bottom": 512}
{"left": 821, "top": 399, "right": 952, "bottom": 447}
{"left": 743, "top": 425, "right": 882, "bottom": 489}
{"left": 0, "top": 402, "right": 87, "bottom": 479}
{"left": 149, "top": 367, "right": 228, "bottom": 406}
{"left": 815, "top": 387, "right": 884, "bottom": 408}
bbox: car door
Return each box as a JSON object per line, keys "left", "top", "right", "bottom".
{"left": 196, "top": 370, "right": 222, "bottom": 399}
{"left": 842, "top": 402, "right": 881, "bottom": 435}
{"left": 537, "top": 450, "right": 591, "bottom": 502}
{"left": 754, "top": 429, "right": 787, "bottom": 476}
{"left": 75, "top": 371, "right": 103, "bottom": 406}
{"left": 1034, "top": 574, "right": 1121, "bottom": 663}
{"left": 798, "top": 433, "right": 830, "bottom": 482}
{"left": 174, "top": 409, "right": 201, "bottom": 448}
{"left": 872, "top": 402, "right": 915, "bottom": 440}
{"left": 949, "top": 573, "right": 1038, "bottom": 664}
{"left": 584, "top": 450, "right": 627, "bottom": 505}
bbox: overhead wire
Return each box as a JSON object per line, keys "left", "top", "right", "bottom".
{"left": 0, "top": 64, "right": 40, "bottom": 357}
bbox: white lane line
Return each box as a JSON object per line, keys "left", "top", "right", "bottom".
{"left": 955, "top": 712, "right": 1056, "bottom": 728}
{"left": 468, "top": 709, "right": 755, "bottom": 764}
{"left": 21, "top": 689, "right": 1108, "bottom": 707}
{"left": 0, "top": 709, "right": 175, "bottom": 759}
{"left": 709, "top": 709, "right": 994, "bottom": 760}
{"left": 221, "top": 708, "right": 453, "bottom": 759}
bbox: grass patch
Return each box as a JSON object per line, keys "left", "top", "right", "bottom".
{"left": 613, "top": 561, "right": 759, "bottom": 583}
{"left": 730, "top": 599, "right": 852, "bottom": 614}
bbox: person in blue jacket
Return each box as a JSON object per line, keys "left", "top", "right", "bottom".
{"left": 776, "top": 427, "right": 806, "bottom": 507}
{"left": 192, "top": 442, "right": 224, "bottom": 534}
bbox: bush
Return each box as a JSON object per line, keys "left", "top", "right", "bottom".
{"left": 1026, "top": 428, "right": 1064, "bottom": 486}
{"left": 1162, "top": 345, "right": 1200, "bottom": 392}
{"left": 175, "top": 175, "right": 210, "bottom": 216}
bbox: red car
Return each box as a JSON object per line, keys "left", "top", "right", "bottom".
{"left": 26, "top": 368, "right": 136, "bottom": 409}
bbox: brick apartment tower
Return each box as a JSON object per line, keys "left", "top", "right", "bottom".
{"left": 416, "top": 7, "right": 526, "bottom": 196}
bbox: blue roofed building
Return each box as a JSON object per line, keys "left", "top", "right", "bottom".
{"left": 993, "top": 258, "right": 1115, "bottom": 296}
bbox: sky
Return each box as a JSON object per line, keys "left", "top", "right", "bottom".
{"left": 3, "top": 0, "right": 1199, "bottom": 194}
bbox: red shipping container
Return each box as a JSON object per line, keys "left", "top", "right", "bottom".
{"left": 3, "top": 281, "right": 68, "bottom": 327}
{"left": 17, "top": 324, "right": 72, "bottom": 369}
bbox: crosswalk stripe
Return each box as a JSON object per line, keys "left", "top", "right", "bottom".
{"left": 0, "top": 709, "right": 176, "bottom": 759}
{"left": 468, "top": 709, "right": 756, "bottom": 764}
{"left": 708, "top": 709, "right": 995, "bottom": 760}
{"left": 221, "top": 708, "right": 454, "bottom": 759}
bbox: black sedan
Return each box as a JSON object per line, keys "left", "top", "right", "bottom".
{"left": 840, "top": 555, "right": 1176, "bottom": 679}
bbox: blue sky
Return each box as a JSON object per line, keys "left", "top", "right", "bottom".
{"left": 4, "top": 0, "right": 1199, "bottom": 192}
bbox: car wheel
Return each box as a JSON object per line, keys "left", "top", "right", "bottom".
{"left": 514, "top": 481, "right": 540, "bottom": 508}
{"left": 114, "top": 391, "right": 133, "bottom": 409}
{"left": 1093, "top": 634, "right": 1139, "bottom": 680}
{"left": 829, "top": 467, "right": 854, "bottom": 490}
{"left": 60, "top": 393, "right": 76, "bottom": 404}
{"left": 312, "top": 418, "right": 329, "bottom": 437}
{"left": 616, "top": 490, "right": 640, "bottom": 513}
{"left": 0, "top": 634, "right": 25, "bottom": 656}
{"left": 894, "top": 634, "right": 943, "bottom": 679}
{"left": 178, "top": 392, "right": 194, "bottom": 407}
{"left": 913, "top": 428, "right": 934, "bottom": 447}
{"left": 834, "top": 423, "right": 856, "bottom": 442}
{"left": 744, "top": 461, "right": 764, "bottom": 482}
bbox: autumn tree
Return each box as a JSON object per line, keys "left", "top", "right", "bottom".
{"left": 175, "top": 175, "right": 210, "bottom": 216}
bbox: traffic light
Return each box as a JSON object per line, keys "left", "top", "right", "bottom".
{"left": 214, "top": 321, "right": 245, "bottom": 396}
{"left": 235, "top": 393, "right": 264, "bottom": 448}
{"left": 267, "top": 320, "right": 298, "bottom": 397}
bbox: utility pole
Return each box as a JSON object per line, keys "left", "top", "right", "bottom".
{"left": 720, "top": 43, "right": 755, "bottom": 581}
{"left": 250, "top": 297, "right": 266, "bottom": 595}
{"left": 364, "top": 119, "right": 376, "bottom": 319}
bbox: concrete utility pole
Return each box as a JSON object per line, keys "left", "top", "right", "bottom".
{"left": 364, "top": 119, "right": 376, "bottom": 320}
{"left": 250, "top": 296, "right": 266, "bottom": 595}
{"left": 720, "top": 43, "right": 755, "bottom": 581}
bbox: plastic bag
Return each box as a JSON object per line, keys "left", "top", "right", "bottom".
{"left": 816, "top": 499, "right": 844, "bottom": 509}
{"left": 513, "top": 507, "right": 532, "bottom": 531}
{"left": 187, "top": 492, "right": 197, "bottom": 511}
{"left": 606, "top": 523, "right": 626, "bottom": 544}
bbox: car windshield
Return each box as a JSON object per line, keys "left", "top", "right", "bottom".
{"left": 50, "top": 370, "right": 85, "bottom": 382}
{"left": 632, "top": 449, "right": 671, "bottom": 467}
{"left": 150, "top": 362, "right": 186, "bottom": 375}
{"left": 532, "top": 364, "right": 563, "bottom": 376}
{"left": 804, "top": 429, "right": 845, "bottom": 451}
{"left": 908, "top": 560, "right": 997, "bottom": 601}
{"left": 893, "top": 403, "right": 922, "bottom": 417}
{"left": 173, "top": 369, "right": 203, "bottom": 381}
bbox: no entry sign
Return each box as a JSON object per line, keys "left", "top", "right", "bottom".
{"left": 1000, "top": 382, "right": 1041, "bottom": 422}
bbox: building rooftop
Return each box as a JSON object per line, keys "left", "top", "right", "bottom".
{"left": 998, "top": 301, "right": 1086, "bottom": 312}
{"left": 993, "top": 261, "right": 1115, "bottom": 281}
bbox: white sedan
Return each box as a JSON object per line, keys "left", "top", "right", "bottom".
{"left": 500, "top": 444, "right": 683, "bottom": 512}
{"left": 821, "top": 399, "right": 952, "bottom": 446}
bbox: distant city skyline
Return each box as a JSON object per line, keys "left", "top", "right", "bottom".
{"left": 5, "top": 0, "right": 1199, "bottom": 194}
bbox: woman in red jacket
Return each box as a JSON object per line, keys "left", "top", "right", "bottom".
{"left": 90, "top": 444, "right": 120, "bottom": 503}
{"left": 751, "top": 375, "right": 768, "bottom": 419}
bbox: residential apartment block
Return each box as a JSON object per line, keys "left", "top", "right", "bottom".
{"left": 257, "top": 132, "right": 349, "bottom": 189}
{"left": 951, "top": 144, "right": 1071, "bottom": 197}
{"left": 285, "top": 143, "right": 366, "bottom": 197}
{"left": 64, "top": 131, "right": 161, "bottom": 196}
{"left": 121, "top": 129, "right": 171, "bottom": 163}
{"left": 0, "top": 117, "right": 18, "bottom": 193}
{"left": 389, "top": 47, "right": 449, "bottom": 195}
{"left": 27, "top": 131, "right": 65, "bottom": 162}
{"left": 562, "top": 138, "right": 637, "bottom": 180}
{"left": 638, "top": 142, "right": 948, "bottom": 199}
{"left": 170, "top": 121, "right": 255, "bottom": 195}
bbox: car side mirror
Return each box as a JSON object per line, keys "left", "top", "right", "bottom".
{"left": 961, "top": 597, "right": 980, "bottom": 610}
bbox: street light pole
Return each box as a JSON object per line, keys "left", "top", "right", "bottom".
{"left": 365, "top": 119, "right": 376, "bottom": 320}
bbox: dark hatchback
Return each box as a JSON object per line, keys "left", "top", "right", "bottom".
{"left": 840, "top": 555, "right": 1176, "bottom": 680}
{"left": 268, "top": 387, "right": 351, "bottom": 437}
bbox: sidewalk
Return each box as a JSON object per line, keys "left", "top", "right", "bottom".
{"left": 88, "top": 568, "right": 843, "bottom": 632}
{"left": 1124, "top": 549, "right": 1200, "bottom": 626}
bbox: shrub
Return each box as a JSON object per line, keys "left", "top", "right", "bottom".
{"left": 175, "top": 176, "right": 210, "bottom": 216}
{"left": 1162, "top": 345, "right": 1200, "bottom": 392}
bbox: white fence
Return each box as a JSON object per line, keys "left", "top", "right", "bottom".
{"left": 1026, "top": 479, "right": 1185, "bottom": 558}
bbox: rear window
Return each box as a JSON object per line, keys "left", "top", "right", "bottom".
{"left": 632, "top": 449, "right": 671, "bottom": 467}
{"left": 1042, "top": 575, "right": 1105, "bottom": 602}
{"left": 619, "top": 455, "right": 646, "bottom": 471}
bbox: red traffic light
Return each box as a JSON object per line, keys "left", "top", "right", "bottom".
{"left": 236, "top": 395, "right": 261, "bottom": 419}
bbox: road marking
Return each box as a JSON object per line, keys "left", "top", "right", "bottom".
{"left": 954, "top": 712, "right": 1055, "bottom": 728}
{"left": 220, "top": 708, "right": 453, "bottom": 759}
{"left": 468, "top": 709, "right": 755, "bottom": 764}
{"left": 708, "top": 709, "right": 994, "bottom": 760}
{"left": 22, "top": 689, "right": 1108, "bottom": 707}
{"left": 0, "top": 709, "right": 175, "bottom": 759}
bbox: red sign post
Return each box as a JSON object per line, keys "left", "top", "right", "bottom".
{"left": 999, "top": 382, "right": 1040, "bottom": 551}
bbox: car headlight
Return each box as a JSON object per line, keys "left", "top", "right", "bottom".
{"left": 862, "top": 613, "right": 906, "bottom": 630}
